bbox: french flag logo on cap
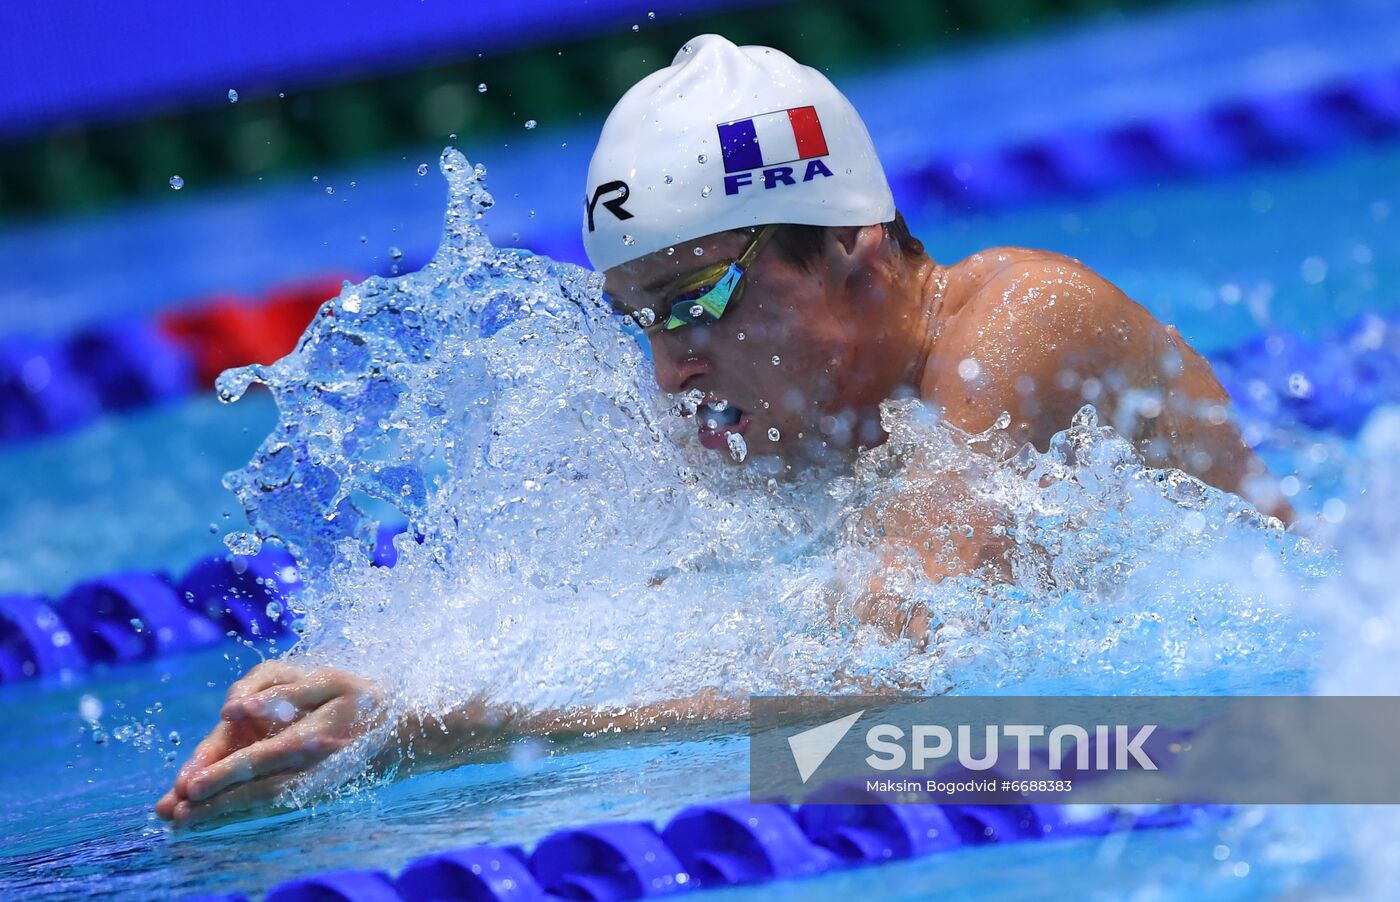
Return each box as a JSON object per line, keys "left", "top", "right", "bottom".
{"left": 718, "top": 106, "right": 829, "bottom": 174}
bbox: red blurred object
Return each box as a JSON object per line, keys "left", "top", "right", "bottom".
{"left": 157, "top": 275, "right": 350, "bottom": 386}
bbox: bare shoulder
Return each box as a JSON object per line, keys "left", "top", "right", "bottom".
{"left": 925, "top": 248, "right": 1285, "bottom": 518}
{"left": 923, "top": 246, "right": 1159, "bottom": 437}
{"left": 933, "top": 246, "right": 1141, "bottom": 370}
{"left": 941, "top": 246, "right": 1120, "bottom": 320}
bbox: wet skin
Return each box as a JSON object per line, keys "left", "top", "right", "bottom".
{"left": 607, "top": 224, "right": 1287, "bottom": 521}
{"left": 157, "top": 224, "right": 1290, "bottom": 827}
{"left": 612, "top": 224, "right": 1292, "bottom": 637}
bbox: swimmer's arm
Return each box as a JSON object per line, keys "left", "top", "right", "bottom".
{"left": 157, "top": 661, "right": 744, "bottom": 826}
{"left": 848, "top": 468, "right": 1012, "bottom": 644}
{"left": 391, "top": 689, "right": 748, "bottom": 772}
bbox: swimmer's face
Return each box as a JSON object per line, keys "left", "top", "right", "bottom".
{"left": 604, "top": 227, "right": 885, "bottom": 461}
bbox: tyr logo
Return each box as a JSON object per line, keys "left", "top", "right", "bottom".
{"left": 585, "top": 180, "right": 634, "bottom": 232}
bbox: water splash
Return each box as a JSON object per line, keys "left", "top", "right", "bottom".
{"left": 216, "top": 147, "right": 1327, "bottom": 752}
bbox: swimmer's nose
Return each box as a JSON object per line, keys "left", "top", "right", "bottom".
{"left": 652, "top": 344, "right": 709, "bottom": 394}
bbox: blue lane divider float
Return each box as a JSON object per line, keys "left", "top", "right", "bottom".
{"left": 187, "top": 795, "right": 1222, "bottom": 901}
{"left": 531, "top": 821, "right": 691, "bottom": 898}
{"left": 179, "top": 548, "right": 304, "bottom": 640}
{"left": 903, "top": 65, "right": 1400, "bottom": 213}
{"left": 1215, "top": 314, "right": 1400, "bottom": 440}
{"left": 0, "top": 593, "right": 87, "bottom": 682}
{"left": 395, "top": 846, "right": 539, "bottom": 901}
{"left": 67, "top": 321, "right": 195, "bottom": 412}
{"left": 0, "top": 324, "right": 190, "bottom": 443}
{"left": 0, "top": 523, "right": 405, "bottom": 685}
{"left": 264, "top": 870, "right": 403, "bottom": 902}
{"left": 0, "top": 277, "right": 346, "bottom": 447}
{"left": 0, "top": 523, "right": 407, "bottom": 685}
{"left": 662, "top": 800, "right": 836, "bottom": 886}
{"left": 0, "top": 335, "right": 102, "bottom": 441}
{"left": 56, "top": 571, "right": 224, "bottom": 663}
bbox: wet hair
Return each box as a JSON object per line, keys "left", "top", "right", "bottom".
{"left": 769, "top": 210, "right": 925, "bottom": 271}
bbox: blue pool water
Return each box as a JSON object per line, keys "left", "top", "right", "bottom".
{"left": 1, "top": 134, "right": 1396, "bottom": 899}
{"left": 6, "top": 0, "right": 1400, "bottom": 894}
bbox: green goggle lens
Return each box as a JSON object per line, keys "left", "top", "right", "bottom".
{"left": 664, "top": 264, "right": 742, "bottom": 330}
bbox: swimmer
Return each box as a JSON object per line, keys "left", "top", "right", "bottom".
{"left": 157, "top": 35, "right": 1290, "bottom": 826}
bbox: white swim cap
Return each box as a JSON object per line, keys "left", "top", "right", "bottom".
{"left": 582, "top": 34, "right": 895, "bottom": 272}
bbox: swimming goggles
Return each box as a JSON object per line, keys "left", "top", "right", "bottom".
{"left": 607, "top": 224, "right": 777, "bottom": 332}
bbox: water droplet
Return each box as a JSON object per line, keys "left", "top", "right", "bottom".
{"left": 312, "top": 175, "right": 319, "bottom": 182}
{"left": 648, "top": 10, "right": 655, "bottom": 17}
{"left": 79, "top": 694, "right": 103, "bottom": 722}
{"left": 736, "top": 332, "right": 745, "bottom": 340}
{"left": 697, "top": 153, "right": 708, "bottom": 164}
{"left": 726, "top": 432, "right": 748, "bottom": 462}
{"left": 168, "top": 175, "right": 184, "bottom": 190}
{"left": 665, "top": 246, "right": 675, "bottom": 256}
{"left": 325, "top": 186, "right": 335, "bottom": 195}
{"left": 663, "top": 175, "right": 674, "bottom": 184}
{"left": 389, "top": 246, "right": 404, "bottom": 260}
{"left": 771, "top": 355, "right": 781, "bottom": 365}
{"left": 689, "top": 304, "right": 705, "bottom": 318}
{"left": 636, "top": 308, "right": 656, "bottom": 328}
{"left": 682, "top": 43, "right": 693, "bottom": 54}
{"left": 632, "top": 23, "right": 640, "bottom": 31}
{"left": 168, "top": 731, "right": 182, "bottom": 746}
{"left": 693, "top": 247, "right": 704, "bottom": 256}
{"left": 524, "top": 119, "right": 537, "bottom": 130}
{"left": 622, "top": 234, "right": 636, "bottom": 246}
{"left": 359, "top": 235, "right": 368, "bottom": 243}
{"left": 227, "top": 88, "right": 239, "bottom": 103}
{"left": 477, "top": 83, "right": 488, "bottom": 93}
{"left": 278, "top": 92, "right": 285, "bottom": 98}
{"left": 768, "top": 427, "right": 781, "bottom": 441}
{"left": 265, "top": 600, "right": 283, "bottom": 620}
{"left": 700, "top": 185, "right": 712, "bottom": 197}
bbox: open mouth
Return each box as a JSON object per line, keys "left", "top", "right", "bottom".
{"left": 696, "top": 400, "right": 751, "bottom": 451}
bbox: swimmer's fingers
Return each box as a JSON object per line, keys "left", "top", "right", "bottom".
{"left": 176, "top": 687, "right": 287, "bottom": 783}
{"left": 173, "top": 718, "right": 245, "bottom": 791}
{"left": 155, "top": 787, "right": 180, "bottom": 821}
{"left": 224, "top": 659, "right": 311, "bottom": 702}
{"left": 167, "top": 717, "right": 290, "bottom": 811}
{"left": 220, "top": 670, "right": 344, "bottom": 725}
{"left": 170, "top": 771, "right": 300, "bottom": 828}
{"left": 182, "top": 719, "right": 342, "bottom": 804}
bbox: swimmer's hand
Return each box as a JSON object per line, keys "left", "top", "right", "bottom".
{"left": 156, "top": 661, "right": 746, "bottom": 829}
{"left": 155, "top": 660, "right": 385, "bottom": 828}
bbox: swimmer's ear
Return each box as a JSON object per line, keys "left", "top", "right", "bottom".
{"left": 826, "top": 224, "right": 883, "bottom": 261}
{"left": 826, "top": 224, "right": 893, "bottom": 297}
